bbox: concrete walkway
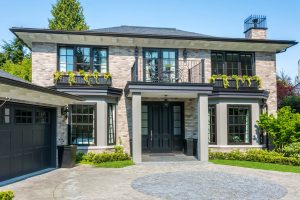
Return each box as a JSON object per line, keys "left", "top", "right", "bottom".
{"left": 1, "top": 162, "right": 300, "bottom": 200}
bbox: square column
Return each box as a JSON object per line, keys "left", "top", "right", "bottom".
{"left": 96, "top": 101, "right": 107, "bottom": 146}
{"left": 132, "top": 93, "right": 142, "bottom": 163}
{"left": 197, "top": 95, "right": 208, "bottom": 161}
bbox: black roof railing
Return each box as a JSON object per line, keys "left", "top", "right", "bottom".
{"left": 244, "top": 15, "right": 267, "bottom": 33}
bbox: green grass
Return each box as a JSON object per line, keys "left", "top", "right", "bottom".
{"left": 79, "top": 160, "right": 134, "bottom": 168}
{"left": 210, "top": 159, "right": 300, "bottom": 173}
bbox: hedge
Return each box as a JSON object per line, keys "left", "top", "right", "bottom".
{"left": 281, "top": 142, "right": 300, "bottom": 158}
{"left": 0, "top": 190, "right": 14, "bottom": 200}
{"left": 76, "top": 146, "right": 131, "bottom": 164}
{"left": 209, "top": 149, "right": 300, "bottom": 166}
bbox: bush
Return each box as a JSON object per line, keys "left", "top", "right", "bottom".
{"left": 0, "top": 190, "right": 14, "bottom": 200}
{"left": 209, "top": 149, "right": 300, "bottom": 166}
{"left": 257, "top": 106, "right": 300, "bottom": 149}
{"left": 282, "top": 142, "right": 300, "bottom": 158}
{"left": 76, "top": 146, "right": 131, "bottom": 165}
{"left": 281, "top": 96, "right": 300, "bottom": 113}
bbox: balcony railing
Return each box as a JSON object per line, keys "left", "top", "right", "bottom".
{"left": 55, "top": 74, "right": 112, "bottom": 86}
{"left": 131, "top": 58, "right": 205, "bottom": 83}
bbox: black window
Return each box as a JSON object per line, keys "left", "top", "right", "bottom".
{"left": 15, "top": 109, "right": 32, "bottom": 124}
{"left": 208, "top": 105, "right": 216, "bottom": 144}
{"left": 35, "top": 111, "right": 50, "bottom": 124}
{"left": 70, "top": 105, "right": 95, "bottom": 145}
{"left": 58, "top": 46, "right": 108, "bottom": 73}
{"left": 0, "top": 107, "right": 10, "bottom": 124}
{"left": 228, "top": 105, "right": 251, "bottom": 144}
{"left": 107, "top": 104, "right": 116, "bottom": 145}
{"left": 211, "top": 52, "right": 254, "bottom": 76}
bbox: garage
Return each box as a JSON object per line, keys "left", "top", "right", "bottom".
{"left": 0, "top": 103, "right": 56, "bottom": 181}
{"left": 0, "top": 70, "right": 83, "bottom": 182}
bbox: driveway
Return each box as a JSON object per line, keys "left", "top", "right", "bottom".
{"left": 1, "top": 162, "right": 300, "bottom": 200}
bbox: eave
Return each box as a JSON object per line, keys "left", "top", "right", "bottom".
{"left": 10, "top": 27, "right": 297, "bottom": 53}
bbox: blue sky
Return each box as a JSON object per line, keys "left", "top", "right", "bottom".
{"left": 1, "top": 0, "right": 299, "bottom": 79}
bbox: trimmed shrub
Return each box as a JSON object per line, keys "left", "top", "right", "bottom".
{"left": 209, "top": 149, "right": 300, "bottom": 166}
{"left": 76, "top": 145, "right": 131, "bottom": 165}
{"left": 0, "top": 190, "right": 14, "bottom": 200}
{"left": 76, "top": 152, "right": 84, "bottom": 163}
{"left": 282, "top": 142, "right": 300, "bottom": 158}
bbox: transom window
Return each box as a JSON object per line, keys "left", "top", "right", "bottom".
{"left": 228, "top": 105, "right": 251, "bottom": 144}
{"left": 70, "top": 104, "right": 95, "bottom": 145}
{"left": 208, "top": 105, "right": 216, "bottom": 144}
{"left": 15, "top": 109, "right": 32, "bottom": 124}
{"left": 59, "top": 46, "right": 108, "bottom": 73}
{"left": 107, "top": 104, "right": 116, "bottom": 145}
{"left": 0, "top": 107, "right": 10, "bottom": 124}
{"left": 211, "top": 52, "right": 254, "bottom": 76}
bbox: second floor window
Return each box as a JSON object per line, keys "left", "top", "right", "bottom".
{"left": 59, "top": 46, "right": 108, "bottom": 73}
{"left": 211, "top": 52, "right": 254, "bottom": 76}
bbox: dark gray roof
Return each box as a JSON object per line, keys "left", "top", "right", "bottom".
{"left": 91, "top": 25, "right": 213, "bottom": 37}
{"left": 0, "top": 70, "right": 30, "bottom": 84}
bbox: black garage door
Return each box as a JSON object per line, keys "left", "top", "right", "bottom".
{"left": 0, "top": 103, "right": 56, "bottom": 181}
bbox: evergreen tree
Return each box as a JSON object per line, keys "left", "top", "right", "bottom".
{"left": 48, "top": 0, "right": 89, "bottom": 31}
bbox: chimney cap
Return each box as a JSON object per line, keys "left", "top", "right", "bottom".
{"left": 244, "top": 15, "right": 267, "bottom": 33}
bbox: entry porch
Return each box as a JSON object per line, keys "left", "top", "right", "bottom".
{"left": 125, "top": 82, "right": 213, "bottom": 162}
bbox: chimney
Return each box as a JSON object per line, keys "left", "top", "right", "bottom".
{"left": 244, "top": 15, "right": 267, "bottom": 39}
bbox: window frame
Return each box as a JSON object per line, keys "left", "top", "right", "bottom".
{"left": 211, "top": 51, "right": 255, "bottom": 76}
{"left": 15, "top": 108, "right": 33, "bottom": 124}
{"left": 107, "top": 103, "right": 117, "bottom": 145}
{"left": 57, "top": 45, "right": 109, "bottom": 73}
{"left": 227, "top": 105, "right": 252, "bottom": 145}
{"left": 69, "top": 103, "right": 97, "bottom": 146}
{"left": 0, "top": 106, "right": 11, "bottom": 124}
{"left": 208, "top": 105, "right": 217, "bottom": 144}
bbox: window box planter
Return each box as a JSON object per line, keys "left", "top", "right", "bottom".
{"left": 213, "top": 79, "right": 259, "bottom": 89}
{"left": 55, "top": 75, "right": 112, "bottom": 86}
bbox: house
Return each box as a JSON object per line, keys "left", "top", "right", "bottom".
{"left": 6, "top": 15, "right": 297, "bottom": 173}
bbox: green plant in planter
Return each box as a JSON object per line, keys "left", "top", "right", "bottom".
{"left": 252, "top": 75, "right": 262, "bottom": 88}
{"left": 221, "top": 75, "right": 229, "bottom": 88}
{"left": 93, "top": 70, "right": 100, "bottom": 84}
{"left": 67, "top": 71, "right": 76, "bottom": 86}
{"left": 231, "top": 75, "right": 240, "bottom": 89}
{"left": 209, "top": 74, "right": 218, "bottom": 83}
{"left": 242, "top": 75, "right": 252, "bottom": 87}
{"left": 78, "top": 70, "right": 91, "bottom": 85}
{"left": 104, "top": 72, "right": 112, "bottom": 83}
{"left": 53, "top": 71, "right": 64, "bottom": 82}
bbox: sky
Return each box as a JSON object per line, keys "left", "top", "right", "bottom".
{"left": 1, "top": 0, "right": 299, "bottom": 79}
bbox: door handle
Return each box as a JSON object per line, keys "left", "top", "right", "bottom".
{"left": 150, "top": 130, "right": 153, "bottom": 141}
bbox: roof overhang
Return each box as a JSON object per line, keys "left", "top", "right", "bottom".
{"left": 0, "top": 77, "right": 83, "bottom": 107}
{"left": 11, "top": 28, "right": 297, "bottom": 53}
{"left": 125, "top": 82, "right": 213, "bottom": 98}
{"left": 51, "top": 86, "right": 123, "bottom": 98}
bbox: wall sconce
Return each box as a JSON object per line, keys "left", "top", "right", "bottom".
{"left": 183, "top": 48, "right": 187, "bottom": 60}
{"left": 61, "top": 105, "right": 69, "bottom": 118}
{"left": 134, "top": 46, "right": 139, "bottom": 57}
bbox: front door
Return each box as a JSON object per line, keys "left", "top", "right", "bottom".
{"left": 142, "top": 102, "right": 184, "bottom": 153}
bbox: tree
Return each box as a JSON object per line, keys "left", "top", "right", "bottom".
{"left": 281, "top": 96, "right": 300, "bottom": 113}
{"left": 257, "top": 106, "right": 300, "bottom": 149}
{"left": 48, "top": 0, "right": 89, "bottom": 31}
{"left": 0, "top": 58, "right": 32, "bottom": 81}
{"left": 277, "top": 70, "right": 292, "bottom": 86}
{"left": 277, "top": 80, "right": 295, "bottom": 107}
{"left": 1, "top": 38, "right": 29, "bottom": 64}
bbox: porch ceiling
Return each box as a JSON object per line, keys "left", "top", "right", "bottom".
{"left": 12, "top": 29, "right": 296, "bottom": 53}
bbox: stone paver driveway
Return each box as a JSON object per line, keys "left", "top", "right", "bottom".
{"left": 1, "top": 162, "right": 300, "bottom": 200}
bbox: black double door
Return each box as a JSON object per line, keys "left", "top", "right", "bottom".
{"left": 142, "top": 102, "right": 184, "bottom": 153}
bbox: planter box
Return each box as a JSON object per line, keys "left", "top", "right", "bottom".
{"left": 55, "top": 75, "right": 112, "bottom": 86}
{"left": 57, "top": 145, "right": 77, "bottom": 168}
{"left": 213, "top": 79, "right": 258, "bottom": 89}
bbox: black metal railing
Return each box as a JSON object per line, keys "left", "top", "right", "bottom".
{"left": 131, "top": 58, "right": 205, "bottom": 83}
{"left": 244, "top": 15, "right": 267, "bottom": 32}
{"left": 55, "top": 75, "right": 112, "bottom": 86}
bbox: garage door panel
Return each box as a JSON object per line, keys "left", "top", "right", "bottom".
{"left": 0, "top": 130, "right": 11, "bottom": 156}
{"left": 0, "top": 104, "right": 54, "bottom": 182}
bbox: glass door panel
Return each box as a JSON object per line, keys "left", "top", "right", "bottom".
{"left": 144, "top": 50, "right": 159, "bottom": 82}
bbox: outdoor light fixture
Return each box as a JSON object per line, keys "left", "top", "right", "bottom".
{"left": 61, "top": 105, "right": 69, "bottom": 118}
{"left": 134, "top": 46, "right": 139, "bottom": 57}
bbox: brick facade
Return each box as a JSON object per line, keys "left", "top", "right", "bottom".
{"left": 245, "top": 29, "right": 267, "bottom": 39}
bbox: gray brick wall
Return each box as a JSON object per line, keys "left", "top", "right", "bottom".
{"left": 245, "top": 29, "right": 267, "bottom": 39}
{"left": 32, "top": 42, "right": 57, "bottom": 87}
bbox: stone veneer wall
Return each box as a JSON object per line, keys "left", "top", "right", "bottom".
{"left": 56, "top": 107, "right": 68, "bottom": 145}
{"left": 255, "top": 52, "right": 277, "bottom": 115}
{"left": 32, "top": 42, "right": 57, "bottom": 87}
{"left": 245, "top": 29, "right": 267, "bottom": 39}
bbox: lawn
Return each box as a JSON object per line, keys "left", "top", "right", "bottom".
{"left": 79, "top": 160, "right": 134, "bottom": 168}
{"left": 210, "top": 159, "right": 300, "bottom": 173}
